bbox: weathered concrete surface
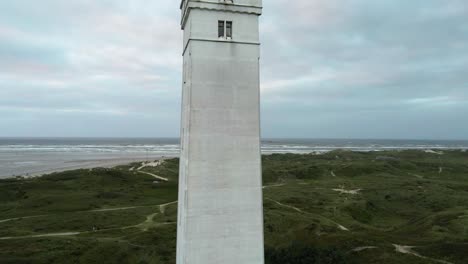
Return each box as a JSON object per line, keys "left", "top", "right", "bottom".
{"left": 177, "top": 1, "right": 264, "bottom": 263}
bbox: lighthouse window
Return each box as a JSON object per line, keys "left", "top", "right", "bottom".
{"left": 218, "top": 21, "right": 225, "bottom": 38}
{"left": 218, "top": 20, "right": 233, "bottom": 39}
{"left": 226, "top": 21, "right": 232, "bottom": 38}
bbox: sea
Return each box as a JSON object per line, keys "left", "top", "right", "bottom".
{"left": 1, "top": 137, "right": 467, "bottom": 178}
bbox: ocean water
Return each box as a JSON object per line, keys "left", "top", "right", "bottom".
{"left": 1, "top": 138, "right": 467, "bottom": 178}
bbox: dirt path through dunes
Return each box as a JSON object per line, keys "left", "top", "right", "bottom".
{"left": 0, "top": 202, "right": 179, "bottom": 241}
{"left": 266, "top": 198, "right": 350, "bottom": 231}
{"left": 332, "top": 188, "right": 362, "bottom": 195}
{"left": 409, "top": 173, "right": 424, "bottom": 179}
{"left": 137, "top": 213, "right": 159, "bottom": 231}
{"left": 137, "top": 160, "right": 165, "bottom": 171}
{"left": 266, "top": 198, "right": 302, "bottom": 213}
{"left": 90, "top": 206, "right": 149, "bottom": 212}
{"left": 0, "top": 221, "right": 178, "bottom": 240}
{"left": 262, "top": 184, "right": 285, "bottom": 189}
{"left": 0, "top": 232, "right": 81, "bottom": 240}
{"left": 159, "top": 201, "right": 178, "bottom": 214}
{"left": 0, "top": 215, "right": 47, "bottom": 224}
{"left": 138, "top": 171, "right": 169, "bottom": 182}
{"left": 0, "top": 225, "right": 137, "bottom": 240}
{"left": 134, "top": 160, "right": 168, "bottom": 181}
{"left": 424, "top": 150, "right": 444, "bottom": 155}
{"left": 0, "top": 201, "right": 178, "bottom": 225}
{"left": 350, "top": 246, "right": 377, "bottom": 253}
{"left": 393, "top": 244, "right": 454, "bottom": 264}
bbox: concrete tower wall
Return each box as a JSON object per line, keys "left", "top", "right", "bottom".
{"left": 177, "top": 1, "right": 264, "bottom": 264}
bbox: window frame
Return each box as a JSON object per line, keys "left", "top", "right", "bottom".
{"left": 218, "top": 20, "right": 225, "bottom": 38}
{"left": 226, "top": 21, "right": 232, "bottom": 39}
{"left": 218, "top": 20, "right": 233, "bottom": 40}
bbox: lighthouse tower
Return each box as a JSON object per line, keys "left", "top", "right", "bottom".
{"left": 177, "top": 1, "right": 264, "bottom": 263}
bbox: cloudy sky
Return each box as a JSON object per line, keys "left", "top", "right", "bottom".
{"left": 0, "top": 0, "right": 467, "bottom": 139}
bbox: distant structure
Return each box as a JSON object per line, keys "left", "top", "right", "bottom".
{"left": 177, "top": 0, "right": 264, "bottom": 263}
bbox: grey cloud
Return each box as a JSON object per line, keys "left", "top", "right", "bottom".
{"left": 0, "top": 0, "right": 467, "bottom": 139}
{"left": 258, "top": 0, "right": 468, "bottom": 139}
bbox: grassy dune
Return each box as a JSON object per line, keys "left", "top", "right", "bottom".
{"left": 0, "top": 151, "right": 467, "bottom": 263}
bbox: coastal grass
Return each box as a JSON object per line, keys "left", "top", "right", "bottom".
{"left": 0, "top": 151, "right": 467, "bottom": 263}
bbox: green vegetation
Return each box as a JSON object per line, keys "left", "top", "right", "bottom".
{"left": 1, "top": 151, "right": 467, "bottom": 263}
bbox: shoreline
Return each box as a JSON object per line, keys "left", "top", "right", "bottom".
{"left": 1, "top": 148, "right": 467, "bottom": 180}
{"left": 1, "top": 155, "right": 177, "bottom": 179}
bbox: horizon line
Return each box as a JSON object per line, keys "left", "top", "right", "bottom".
{"left": 0, "top": 136, "right": 468, "bottom": 142}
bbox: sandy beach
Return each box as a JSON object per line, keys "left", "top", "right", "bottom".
{"left": 2, "top": 137, "right": 467, "bottom": 179}
{"left": 0, "top": 155, "right": 177, "bottom": 179}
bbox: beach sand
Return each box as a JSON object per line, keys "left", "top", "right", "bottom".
{"left": 1, "top": 155, "right": 177, "bottom": 179}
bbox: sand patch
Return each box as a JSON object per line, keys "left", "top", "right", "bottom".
{"left": 333, "top": 187, "right": 362, "bottom": 195}
{"left": 137, "top": 160, "right": 165, "bottom": 170}
{"left": 424, "top": 150, "right": 444, "bottom": 155}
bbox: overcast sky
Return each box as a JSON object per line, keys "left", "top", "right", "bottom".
{"left": 0, "top": 0, "right": 467, "bottom": 139}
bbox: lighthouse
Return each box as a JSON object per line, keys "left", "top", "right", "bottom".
{"left": 177, "top": 0, "right": 264, "bottom": 263}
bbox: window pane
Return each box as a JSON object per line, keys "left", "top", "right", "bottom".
{"left": 226, "top": 21, "right": 232, "bottom": 38}
{"left": 218, "top": 21, "right": 225, "bottom": 38}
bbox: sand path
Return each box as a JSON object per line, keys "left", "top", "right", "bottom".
{"left": 393, "top": 244, "right": 453, "bottom": 264}
{"left": 132, "top": 160, "right": 169, "bottom": 182}
{"left": 332, "top": 188, "right": 362, "bottom": 195}
{"left": 0, "top": 200, "right": 178, "bottom": 240}
{"left": 262, "top": 184, "right": 285, "bottom": 189}
{"left": 0, "top": 215, "right": 47, "bottom": 224}
{"left": 424, "top": 150, "right": 444, "bottom": 155}
{"left": 159, "top": 201, "right": 178, "bottom": 214}
{"left": 409, "top": 173, "right": 424, "bottom": 179}
{"left": 350, "top": 246, "right": 377, "bottom": 252}
{"left": 266, "top": 198, "right": 349, "bottom": 231}
{"left": 0, "top": 232, "right": 82, "bottom": 240}
{"left": 138, "top": 171, "right": 169, "bottom": 182}
{"left": 90, "top": 205, "right": 151, "bottom": 212}
{"left": 0, "top": 201, "right": 177, "bottom": 225}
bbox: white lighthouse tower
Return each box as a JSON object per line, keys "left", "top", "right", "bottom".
{"left": 177, "top": 1, "right": 264, "bottom": 263}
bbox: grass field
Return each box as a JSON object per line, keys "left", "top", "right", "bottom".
{"left": 0, "top": 150, "right": 467, "bottom": 263}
